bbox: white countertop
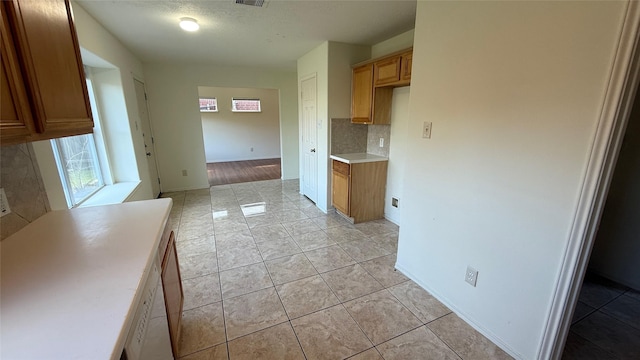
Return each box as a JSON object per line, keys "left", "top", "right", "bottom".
{"left": 330, "top": 152, "right": 389, "bottom": 164}
{"left": 0, "top": 198, "right": 172, "bottom": 360}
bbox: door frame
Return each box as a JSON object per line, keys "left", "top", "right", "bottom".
{"left": 540, "top": 2, "right": 640, "bottom": 358}
{"left": 299, "top": 72, "right": 318, "bottom": 201}
{"left": 133, "top": 77, "right": 162, "bottom": 197}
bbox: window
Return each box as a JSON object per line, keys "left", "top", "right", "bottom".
{"left": 199, "top": 97, "right": 218, "bottom": 112}
{"left": 231, "top": 98, "right": 261, "bottom": 112}
{"left": 51, "top": 75, "right": 110, "bottom": 208}
{"left": 52, "top": 134, "right": 104, "bottom": 207}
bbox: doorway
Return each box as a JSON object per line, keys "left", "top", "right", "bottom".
{"left": 301, "top": 74, "right": 318, "bottom": 203}
{"left": 134, "top": 79, "right": 161, "bottom": 198}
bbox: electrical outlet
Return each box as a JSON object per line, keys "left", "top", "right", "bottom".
{"left": 1, "top": 188, "right": 11, "bottom": 217}
{"left": 182, "top": 170, "right": 188, "bottom": 176}
{"left": 423, "top": 121, "right": 432, "bottom": 139}
{"left": 379, "top": 138, "right": 384, "bottom": 147}
{"left": 465, "top": 266, "right": 478, "bottom": 287}
{"left": 392, "top": 197, "right": 399, "bottom": 208}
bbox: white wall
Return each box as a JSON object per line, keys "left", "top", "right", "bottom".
{"left": 385, "top": 86, "right": 410, "bottom": 225}
{"left": 71, "top": 1, "right": 151, "bottom": 201}
{"left": 144, "top": 64, "right": 298, "bottom": 192}
{"left": 589, "top": 92, "right": 640, "bottom": 290}
{"left": 371, "top": 29, "right": 414, "bottom": 58}
{"left": 297, "top": 42, "right": 369, "bottom": 211}
{"left": 396, "top": 1, "right": 627, "bottom": 359}
{"left": 199, "top": 87, "right": 281, "bottom": 163}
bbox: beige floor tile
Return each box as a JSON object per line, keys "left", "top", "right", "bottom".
{"left": 325, "top": 226, "right": 368, "bottom": 243}
{"left": 377, "top": 326, "right": 461, "bottom": 360}
{"left": 359, "top": 254, "right": 408, "bottom": 288}
{"left": 265, "top": 253, "right": 318, "bottom": 285}
{"left": 282, "top": 219, "right": 322, "bottom": 236}
{"left": 291, "top": 305, "right": 372, "bottom": 360}
{"left": 354, "top": 221, "right": 397, "bottom": 236}
{"left": 179, "top": 252, "right": 218, "bottom": 280}
{"left": 321, "top": 264, "right": 383, "bottom": 302}
{"left": 179, "top": 343, "right": 228, "bottom": 360}
{"left": 245, "top": 213, "right": 279, "bottom": 229}
{"left": 339, "top": 239, "right": 389, "bottom": 262}
{"left": 219, "top": 262, "right": 273, "bottom": 299}
{"left": 388, "top": 281, "right": 451, "bottom": 323}
{"left": 177, "top": 236, "right": 216, "bottom": 258}
{"left": 182, "top": 273, "right": 222, "bottom": 310}
{"left": 347, "top": 348, "right": 383, "bottom": 360}
{"left": 255, "top": 236, "right": 302, "bottom": 260}
{"left": 310, "top": 215, "right": 347, "bottom": 230}
{"left": 304, "top": 244, "right": 356, "bottom": 273}
{"left": 223, "top": 287, "right": 288, "bottom": 340}
{"left": 427, "top": 313, "right": 513, "bottom": 360}
{"left": 214, "top": 229, "right": 255, "bottom": 250}
{"left": 250, "top": 224, "right": 290, "bottom": 242}
{"left": 343, "top": 289, "right": 421, "bottom": 345}
{"left": 213, "top": 219, "right": 249, "bottom": 234}
{"left": 178, "top": 224, "right": 214, "bottom": 242}
{"left": 274, "top": 209, "right": 309, "bottom": 222}
{"left": 275, "top": 275, "right": 340, "bottom": 319}
{"left": 292, "top": 230, "right": 336, "bottom": 251}
{"left": 178, "top": 302, "right": 226, "bottom": 357}
{"left": 216, "top": 246, "right": 263, "bottom": 271}
{"left": 368, "top": 232, "right": 399, "bottom": 254}
{"left": 227, "top": 322, "right": 305, "bottom": 360}
{"left": 300, "top": 206, "right": 326, "bottom": 219}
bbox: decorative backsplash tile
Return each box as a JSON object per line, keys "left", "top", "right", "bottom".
{"left": 330, "top": 118, "right": 367, "bottom": 154}
{"left": 366, "top": 124, "right": 391, "bottom": 157}
{"left": 1, "top": 143, "right": 50, "bottom": 240}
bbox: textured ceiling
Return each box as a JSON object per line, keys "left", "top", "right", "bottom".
{"left": 74, "top": 0, "right": 417, "bottom": 70}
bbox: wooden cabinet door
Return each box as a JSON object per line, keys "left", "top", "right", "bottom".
{"left": 332, "top": 161, "right": 351, "bottom": 215}
{"left": 401, "top": 51, "right": 412, "bottom": 82}
{"left": 374, "top": 55, "right": 401, "bottom": 86}
{"left": 6, "top": 0, "right": 93, "bottom": 139}
{"left": 351, "top": 64, "right": 373, "bottom": 123}
{"left": 0, "top": 3, "right": 34, "bottom": 143}
{"left": 161, "top": 231, "right": 183, "bottom": 358}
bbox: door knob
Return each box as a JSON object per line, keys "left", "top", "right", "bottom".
{"left": 146, "top": 152, "right": 152, "bottom": 157}
{"left": 310, "top": 148, "right": 316, "bottom": 153}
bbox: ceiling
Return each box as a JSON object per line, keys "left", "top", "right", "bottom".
{"left": 74, "top": 0, "right": 417, "bottom": 70}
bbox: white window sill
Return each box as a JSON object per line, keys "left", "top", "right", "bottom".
{"left": 77, "top": 181, "right": 141, "bottom": 208}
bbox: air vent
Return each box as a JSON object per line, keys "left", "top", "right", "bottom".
{"left": 236, "top": 0, "right": 266, "bottom": 7}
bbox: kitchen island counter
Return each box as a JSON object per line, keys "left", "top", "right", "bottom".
{"left": 0, "top": 198, "right": 172, "bottom": 360}
{"left": 330, "top": 152, "right": 388, "bottom": 164}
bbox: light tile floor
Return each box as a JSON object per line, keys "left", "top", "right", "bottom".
{"left": 161, "top": 179, "right": 512, "bottom": 360}
{"left": 562, "top": 272, "right": 640, "bottom": 359}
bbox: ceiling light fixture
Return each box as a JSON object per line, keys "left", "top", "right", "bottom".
{"left": 179, "top": 17, "right": 199, "bottom": 32}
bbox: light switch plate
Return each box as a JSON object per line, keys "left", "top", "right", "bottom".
{"left": 423, "top": 121, "right": 432, "bottom": 139}
{"left": 1, "top": 188, "right": 11, "bottom": 217}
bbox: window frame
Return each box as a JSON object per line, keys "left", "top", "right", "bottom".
{"left": 199, "top": 97, "right": 218, "bottom": 112}
{"left": 231, "top": 98, "right": 261, "bottom": 113}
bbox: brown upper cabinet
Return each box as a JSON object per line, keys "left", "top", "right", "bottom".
{"left": 351, "top": 48, "right": 412, "bottom": 124}
{"left": 1, "top": 0, "right": 93, "bottom": 146}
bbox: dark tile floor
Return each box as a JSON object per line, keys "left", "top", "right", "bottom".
{"left": 562, "top": 272, "right": 640, "bottom": 359}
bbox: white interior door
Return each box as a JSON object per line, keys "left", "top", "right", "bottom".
{"left": 301, "top": 75, "right": 318, "bottom": 202}
{"left": 134, "top": 79, "right": 161, "bottom": 198}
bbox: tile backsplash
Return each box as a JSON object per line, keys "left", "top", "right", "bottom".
{"left": 0, "top": 143, "right": 50, "bottom": 240}
{"left": 330, "top": 118, "right": 368, "bottom": 154}
{"left": 366, "top": 124, "right": 391, "bottom": 157}
{"left": 330, "top": 118, "right": 391, "bottom": 157}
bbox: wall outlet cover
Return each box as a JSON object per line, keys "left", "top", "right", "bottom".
{"left": 423, "top": 121, "right": 432, "bottom": 139}
{"left": 465, "top": 266, "right": 478, "bottom": 287}
{"left": 0, "top": 188, "right": 11, "bottom": 217}
{"left": 379, "top": 138, "right": 384, "bottom": 147}
{"left": 392, "top": 197, "right": 399, "bottom": 208}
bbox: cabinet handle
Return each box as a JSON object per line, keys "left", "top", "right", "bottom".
{"left": 146, "top": 152, "right": 152, "bottom": 157}
{"left": 310, "top": 148, "right": 316, "bottom": 153}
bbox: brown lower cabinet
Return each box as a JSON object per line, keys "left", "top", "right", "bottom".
{"left": 160, "top": 230, "right": 183, "bottom": 358}
{"left": 331, "top": 159, "right": 388, "bottom": 223}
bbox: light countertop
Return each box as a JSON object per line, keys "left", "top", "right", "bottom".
{"left": 0, "top": 198, "right": 172, "bottom": 360}
{"left": 330, "top": 153, "right": 389, "bottom": 164}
